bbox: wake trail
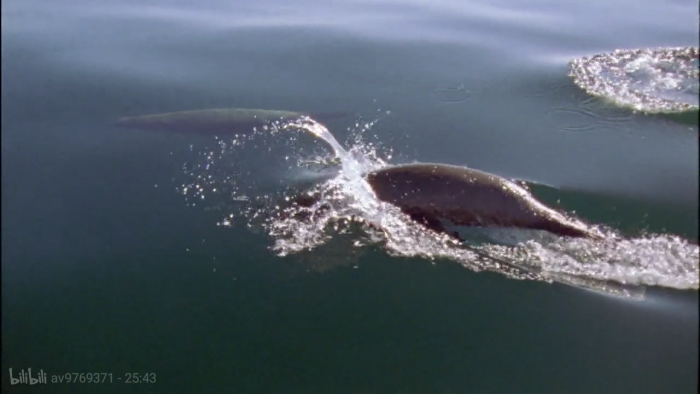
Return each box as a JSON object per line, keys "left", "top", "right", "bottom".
{"left": 177, "top": 115, "right": 698, "bottom": 300}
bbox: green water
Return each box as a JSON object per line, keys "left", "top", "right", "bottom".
{"left": 2, "top": 0, "right": 698, "bottom": 393}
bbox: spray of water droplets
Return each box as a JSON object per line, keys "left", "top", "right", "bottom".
{"left": 569, "top": 46, "right": 699, "bottom": 113}
{"left": 175, "top": 115, "right": 699, "bottom": 299}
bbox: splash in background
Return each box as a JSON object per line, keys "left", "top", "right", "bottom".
{"left": 569, "top": 46, "right": 699, "bottom": 114}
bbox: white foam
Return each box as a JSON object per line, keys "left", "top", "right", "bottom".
{"left": 569, "top": 46, "right": 699, "bottom": 113}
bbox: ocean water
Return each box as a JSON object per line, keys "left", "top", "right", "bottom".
{"left": 1, "top": 0, "right": 698, "bottom": 393}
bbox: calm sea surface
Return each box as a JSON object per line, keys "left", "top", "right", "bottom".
{"left": 2, "top": 0, "right": 698, "bottom": 393}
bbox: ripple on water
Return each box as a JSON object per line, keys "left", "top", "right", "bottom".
{"left": 569, "top": 46, "right": 699, "bottom": 114}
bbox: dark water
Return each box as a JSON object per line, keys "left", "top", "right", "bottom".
{"left": 2, "top": 0, "right": 698, "bottom": 393}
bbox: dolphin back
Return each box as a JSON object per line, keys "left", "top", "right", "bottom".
{"left": 366, "top": 163, "right": 600, "bottom": 238}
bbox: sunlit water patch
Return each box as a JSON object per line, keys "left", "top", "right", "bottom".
{"left": 175, "top": 116, "right": 699, "bottom": 300}
{"left": 569, "top": 47, "right": 699, "bottom": 114}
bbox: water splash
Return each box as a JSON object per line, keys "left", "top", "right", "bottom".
{"left": 569, "top": 47, "right": 699, "bottom": 113}
{"left": 281, "top": 116, "right": 349, "bottom": 159}
{"left": 176, "top": 116, "right": 699, "bottom": 300}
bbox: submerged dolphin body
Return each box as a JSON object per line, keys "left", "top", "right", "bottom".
{"left": 114, "top": 108, "right": 348, "bottom": 135}
{"left": 365, "top": 163, "right": 601, "bottom": 239}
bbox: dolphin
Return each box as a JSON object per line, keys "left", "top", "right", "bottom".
{"left": 290, "top": 163, "right": 602, "bottom": 240}
{"left": 365, "top": 163, "right": 602, "bottom": 239}
{"left": 114, "top": 108, "right": 600, "bottom": 239}
{"left": 114, "top": 108, "right": 349, "bottom": 135}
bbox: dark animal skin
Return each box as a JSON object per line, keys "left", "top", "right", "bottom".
{"left": 365, "top": 163, "right": 602, "bottom": 239}
{"left": 285, "top": 163, "right": 602, "bottom": 240}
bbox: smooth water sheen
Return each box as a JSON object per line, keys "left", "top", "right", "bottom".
{"left": 2, "top": 0, "right": 698, "bottom": 393}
